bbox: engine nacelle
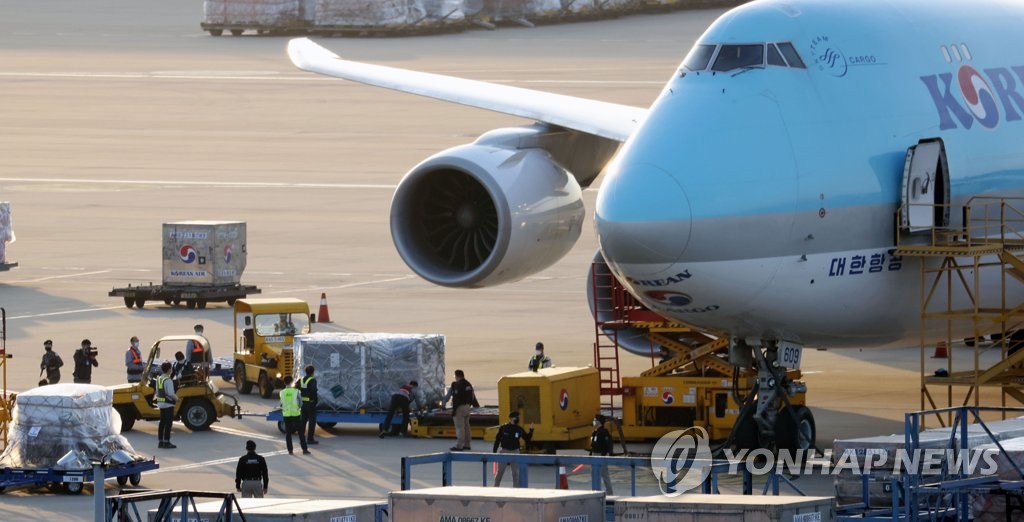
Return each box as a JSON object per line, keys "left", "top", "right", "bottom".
{"left": 390, "top": 136, "right": 585, "bottom": 288}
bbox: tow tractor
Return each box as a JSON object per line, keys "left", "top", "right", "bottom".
{"left": 490, "top": 261, "right": 814, "bottom": 454}
{"left": 111, "top": 335, "right": 240, "bottom": 432}
{"left": 231, "top": 298, "right": 312, "bottom": 398}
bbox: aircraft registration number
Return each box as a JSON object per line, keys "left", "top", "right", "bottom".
{"left": 779, "top": 343, "right": 803, "bottom": 370}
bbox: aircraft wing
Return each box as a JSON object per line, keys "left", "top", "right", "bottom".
{"left": 287, "top": 38, "right": 645, "bottom": 143}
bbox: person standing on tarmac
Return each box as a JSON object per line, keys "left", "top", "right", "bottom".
{"left": 156, "top": 361, "right": 178, "bottom": 449}
{"left": 39, "top": 340, "right": 63, "bottom": 384}
{"left": 442, "top": 369, "right": 478, "bottom": 451}
{"left": 298, "top": 365, "right": 319, "bottom": 444}
{"left": 380, "top": 380, "right": 419, "bottom": 438}
{"left": 125, "top": 336, "right": 144, "bottom": 383}
{"left": 235, "top": 440, "right": 269, "bottom": 498}
{"left": 589, "top": 414, "right": 614, "bottom": 494}
{"left": 72, "top": 339, "right": 99, "bottom": 384}
{"left": 280, "top": 375, "right": 309, "bottom": 455}
{"left": 528, "top": 342, "right": 552, "bottom": 372}
{"left": 493, "top": 411, "right": 534, "bottom": 487}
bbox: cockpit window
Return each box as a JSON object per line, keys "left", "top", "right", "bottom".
{"left": 776, "top": 42, "right": 806, "bottom": 68}
{"left": 711, "top": 44, "right": 764, "bottom": 72}
{"left": 767, "top": 44, "right": 786, "bottom": 66}
{"left": 683, "top": 44, "right": 715, "bottom": 72}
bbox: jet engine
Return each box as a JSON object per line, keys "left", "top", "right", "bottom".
{"left": 390, "top": 128, "right": 586, "bottom": 288}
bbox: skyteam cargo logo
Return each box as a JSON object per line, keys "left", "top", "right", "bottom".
{"left": 662, "top": 390, "right": 674, "bottom": 405}
{"left": 558, "top": 388, "right": 569, "bottom": 411}
{"left": 224, "top": 245, "right": 232, "bottom": 263}
{"left": 809, "top": 35, "right": 847, "bottom": 77}
{"left": 645, "top": 290, "right": 693, "bottom": 307}
{"left": 921, "top": 45, "right": 1015, "bottom": 130}
{"left": 179, "top": 245, "right": 198, "bottom": 263}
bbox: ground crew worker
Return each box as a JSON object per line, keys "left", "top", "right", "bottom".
{"left": 125, "top": 336, "right": 144, "bottom": 383}
{"left": 280, "top": 375, "right": 309, "bottom": 455}
{"left": 186, "top": 324, "right": 208, "bottom": 367}
{"left": 39, "top": 339, "right": 63, "bottom": 384}
{"left": 380, "top": 380, "right": 419, "bottom": 438}
{"left": 589, "top": 414, "right": 613, "bottom": 494}
{"left": 156, "top": 361, "right": 177, "bottom": 449}
{"left": 235, "top": 440, "right": 269, "bottom": 498}
{"left": 442, "top": 369, "right": 478, "bottom": 451}
{"left": 298, "top": 365, "right": 319, "bottom": 444}
{"left": 528, "top": 342, "right": 552, "bottom": 371}
{"left": 172, "top": 350, "right": 194, "bottom": 382}
{"left": 72, "top": 339, "right": 98, "bottom": 384}
{"left": 493, "top": 411, "right": 533, "bottom": 487}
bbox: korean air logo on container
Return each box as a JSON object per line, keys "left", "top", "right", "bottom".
{"left": 558, "top": 388, "right": 569, "bottom": 411}
{"left": 179, "top": 245, "right": 198, "bottom": 263}
{"left": 224, "top": 245, "right": 232, "bottom": 263}
{"left": 662, "top": 391, "right": 674, "bottom": 405}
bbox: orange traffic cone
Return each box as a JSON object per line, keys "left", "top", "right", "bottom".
{"left": 317, "top": 292, "right": 331, "bottom": 323}
{"left": 558, "top": 466, "right": 569, "bottom": 489}
{"left": 932, "top": 341, "right": 948, "bottom": 358}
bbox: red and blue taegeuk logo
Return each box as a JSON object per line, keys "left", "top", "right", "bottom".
{"left": 224, "top": 245, "right": 232, "bottom": 263}
{"left": 179, "top": 245, "right": 198, "bottom": 263}
{"left": 662, "top": 391, "right": 674, "bottom": 405}
{"left": 558, "top": 388, "right": 569, "bottom": 410}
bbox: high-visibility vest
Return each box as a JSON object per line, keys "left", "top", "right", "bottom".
{"left": 300, "top": 376, "right": 314, "bottom": 402}
{"left": 156, "top": 376, "right": 169, "bottom": 403}
{"left": 129, "top": 347, "right": 141, "bottom": 364}
{"left": 280, "top": 387, "right": 301, "bottom": 417}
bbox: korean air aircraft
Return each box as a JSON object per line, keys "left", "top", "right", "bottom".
{"left": 287, "top": 0, "right": 1024, "bottom": 360}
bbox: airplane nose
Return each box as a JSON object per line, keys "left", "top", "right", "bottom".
{"left": 595, "top": 162, "right": 691, "bottom": 274}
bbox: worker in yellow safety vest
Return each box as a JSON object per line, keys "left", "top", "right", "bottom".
{"left": 298, "top": 365, "right": 319, "bottom": 444}
{"left": 280, "top": 375, "right": 309, "bottom": 455}
{"left": 156, "top": 361, "right": 178, "bottom": 449}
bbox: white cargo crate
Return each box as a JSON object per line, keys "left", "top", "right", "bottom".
{"left": 162, "top": 221, "right": 247, "bottom": 286}
{"left": 614, "top": 494, "right": 835, "bottom": 522}
{"left": 148, "top": 497, "right": 384, "bottom": 522}
{"left": 390, "top": 486, "right": 604, "bottom": 521}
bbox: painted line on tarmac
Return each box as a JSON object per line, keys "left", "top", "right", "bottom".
{"left": 5, "top": 305, "right": 123, "bottom": 320}
{"left": 7, "top": 269, "right": 112, "bottom": 284}
{"left": 211, "top": 425, "right": 284, "bottom": 444}
{"left": 260, "top": 275, "right": 416, "bottom": 295}
{"left": 149, "top": 449, "right": 291, "bottom": 474}
{"left": 0, "top": 176, "right": 394, "bottom": 190}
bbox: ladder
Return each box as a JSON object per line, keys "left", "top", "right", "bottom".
{"left": 591, "top": 262, "right": 622, "bottom": 414}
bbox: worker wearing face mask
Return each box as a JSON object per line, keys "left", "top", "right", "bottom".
{"left": 527, "top": 342, "right": 552, "bottom": 372}
{"left": 589, "top": 414, "right": 614, "bottom": 494}
{"left": 125, "top": 336, "right": 145, "bottom": 383}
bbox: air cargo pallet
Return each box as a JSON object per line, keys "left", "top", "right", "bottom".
{"left": 109, "top": 283, "right": 261, "bottom": 310}
{"left": 0, "top": 262, "right": 16, "bottom": 272}
{"left": 266, "top": 406, "right": 500, "bottom": 439}
{"left": 0, "top": 458, "right": 159, "bottom": 495}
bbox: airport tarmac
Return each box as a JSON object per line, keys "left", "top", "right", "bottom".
{"left": 0, "top": 1, "right": 1004, "bottom": 520}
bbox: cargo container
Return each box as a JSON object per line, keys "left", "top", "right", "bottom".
{"left": 109, "top": 221, "right": 260, "bottom": 309}
{"left": 390, "top": 486, "right": 604, "bottom": 521}
{"left": 613, "top": 494, "right": 836, "bottom": 522}
{"left": 147, "top": 497, "right": 386, "bottom": 522}
{"left": 0, "top": 202, "right": 16, "bottom": 271}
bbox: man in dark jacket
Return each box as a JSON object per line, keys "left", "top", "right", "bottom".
{"left": 39, "top": 339, "right": 63, "bottom": 384}
{"left": 492, "top": 411, "right": 533, "bottom": 487}
{"left": 298, "top": 365, "right": 319, "bottom": 444}
{"left": 72, "top": 339, "right": 98, "bottom": 384}
{"left": 235, "top": 440, "right": 269, "bottom": 498}
{"left": 380, "top": 380, "right": 419, "bottom": 437}
{"left": 442, "top": 369, "right": 479, "bottom": 451}
{"left": 590, "top": 414, "right": 614, "bottom": 494}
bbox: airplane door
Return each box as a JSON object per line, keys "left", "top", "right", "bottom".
{"left": 900, "top": 139, "right": 949, "bottom": 233}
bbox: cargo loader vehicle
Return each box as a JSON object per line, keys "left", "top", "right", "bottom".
{"left": 232, "top": 298, "right": 312, "bottom": 398}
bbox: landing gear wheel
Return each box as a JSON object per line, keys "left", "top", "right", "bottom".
{"left": 123, "top": 297, "right": 133, "bottom": 309}
{"left": 258, "top": 372, "right": 273, "bottom": 399}
{"left": 775, "top": 406, "right": 816, "bottom": 455}
{"left": 65, "top": 481, "right": 84, "bottom": 495}
{"left": 116, "top": 475, "right": 129, "bottom": 486}
{"left": 129, "top": 473, "right": 142, "bottom": 486}
{"left": 186, "top": 300, "right": 196, "bottom": 309}
{"left": 181, "top": 400, "right": 216, "bottom": 431}
{"left": 115, "top": 406, "right": 136, "bottom": 433}
{"left": 235, "top": 362, "right": 252, "bottom": 394}
{"left": 135, "top": 298, "right": 145, "bottom": 309}
{"left": 727, "top": 406, "right": 761, "bottom": 454}
{"left": 317, "top": 422, "right": 337, "bottom": 429}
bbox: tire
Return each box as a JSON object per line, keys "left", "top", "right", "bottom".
{"left": 115, "top": 406, "right": 136, "bottom": 433}
{"left": 173, "top": 299, "right": 181, "bottom": 306}
{"left": 235, "top": 362, "right": 252, "bottom": 394}
{"left": 181, "top": 400, "right": 216, "bottom": 431}
{"left": 775, "top": 406, "right": 816, "bottom": 454}
{"left": 123, "top": 297, "right": 133, "bottom": 309}
{"left": 129, "top": 473, "right": 142, "bottom": 486}
{"left": 230, "top": 29, "right": 243, "bottom": 36}
{"left": 65, "top": 481, "right": 84, "bottom": 495}
{"left": 186, "top": 300, "right": 196, "bottom": 309}
{"left": 135, "top": 298, "right": 145, "bottom": 309}
{"left": 317, "top": 422, "right": 337, "bottom": 429}
{"left": 116, "top": 475, "right": 128, "bottom": 486}
{"left": 197, "top": 300, "right": 207, "bottom": 309}
{"left": 727, "top": 405, "right": 761, "bottom": 453}
{"left": 164, "top": 298, "right": 172, "bottom": 305}
{"left": 209, "top": 29, "right": 223, "bottom": 36}
{"left": 258, "top": 372, "right": 274, "bottom": 399}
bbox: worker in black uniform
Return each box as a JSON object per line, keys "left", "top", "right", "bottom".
{"left": 298, "top": 365, "right": 319, "bottom": 444}
{"left": 442, "top": 369, "right": 479, "bottom": 451}
{"left": 589, "top": 414, "right": 614, "bottom": 494}
{"left": 380, "top": 380, "right": 419, "bottom": 438}
{"left": 235, "top": 440, "right": 269, "bottom": 498}
{"left": 492, "top": 411, "right": 534, "bottom": 487}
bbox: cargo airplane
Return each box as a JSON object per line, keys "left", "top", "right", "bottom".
{"left": 289, "top": 0, "right": 1024, "bottom": 447}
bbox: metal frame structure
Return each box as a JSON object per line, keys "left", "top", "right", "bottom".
{"left": 0, "top": 308, "right": 9, "bottom": 452}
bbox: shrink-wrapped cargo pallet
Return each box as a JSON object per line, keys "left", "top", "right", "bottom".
{"left": 0, "top": 384, "right": 142, "bottom": 469}
{"left": 0, "top": 201, "right": 13, "bottom": 265}
{"left": 315, "top": 0, "right": 465, "bottom": 27}
{"left": 292, "top": 332, "right": 445, "bottom": 411}
{"left": 204, "top": 0, "right": 303, "bottom": 26}
{"left": 971, "top": 436, "right": 1024, "bottom": 522}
